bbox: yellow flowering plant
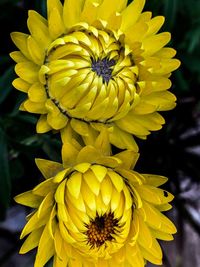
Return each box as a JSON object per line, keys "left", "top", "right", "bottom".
{"left": 10, "top": 0, "right": 180, "bottom": 151}
{"left": 15, "top": 131, "right": 176, "bottom": 267}
{"left": 10, "top": 0, "right": 179, "bottom": 266}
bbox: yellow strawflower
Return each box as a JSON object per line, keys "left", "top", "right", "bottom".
{"left": 15, "top": 131, "right": 176, "bottom": 267}
{"left": 10, "top": 0, "right": 180, "bottom": 151}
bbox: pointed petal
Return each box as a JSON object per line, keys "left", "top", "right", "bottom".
{"left": 35, "top": 158, "right": 63, "bottom": 179}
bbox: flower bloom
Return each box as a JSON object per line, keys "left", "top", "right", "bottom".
{"left": 15, "top": 133, "right": 176, "bottom": 267}
{"left": 11, "top": 0, "right": 180, "bottom": 151}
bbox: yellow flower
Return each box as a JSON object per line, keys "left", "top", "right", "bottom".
{"left": 15, "top": 132, "right": 176, "bottom": 267}
{"left": 11, "top": 0, "right": 180, "bottom": 151}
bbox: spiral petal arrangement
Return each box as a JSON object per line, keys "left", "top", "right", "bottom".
{"left": 11, "top": 0, "right": 180, "bottom": 151}
{"left": 15, "top": 132, "right": 176, "bottom": 267}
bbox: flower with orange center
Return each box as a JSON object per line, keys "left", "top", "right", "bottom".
{"left": 15, "top": 131, "right": 176, "bottom": 267}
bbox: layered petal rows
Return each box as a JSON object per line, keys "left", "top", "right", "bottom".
{"left": 15, "top": 137, "right": 176, "bottom": 267}
{"left": 11, "top": 1, "right": 179, "bottom": 266}
{"left": 11, "top": 0, "right": 180, "bottom": 151}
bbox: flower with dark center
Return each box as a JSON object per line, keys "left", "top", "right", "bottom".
{"left": 10, "top": 0, "right": 180, "bottom": 151}
{"left": 15, "top": 131, "right": 177, "bottom": 267}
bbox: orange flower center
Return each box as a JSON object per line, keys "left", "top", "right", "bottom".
{"left": 86, "top": 213, "right": 119, "bottom": 247}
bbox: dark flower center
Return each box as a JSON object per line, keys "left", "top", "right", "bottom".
{"left": 86, "top": 212, "right": 119, "bottom": 248}
{"left": 91, "top": 57, "right": 115, "bottom": 83}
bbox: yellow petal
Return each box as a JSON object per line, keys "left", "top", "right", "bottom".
{"left": 63, "top": 0, "right": 84, "bottom": 29}
{"left": 36, "top": 115, "right": 52, "bottom": 133}
{"left": 33, "top": 177, "right": 56, "bottom": 196}
{"left": 115, "top": 150, "right": 139, "bottom": 170}
{"left": 96, "top": 156, "right": 121, "bottom": 168}
{"left": 155, "top": 47, "right": 177, "bottom": 59}
{"left": 62, "top": 142, "right": 79, "bottom": 167}
{"left": 142, "top": 201, "right": 177, "bottom": 234}
{"left": 107, "top": 171, "right": 124, "bottom": 192}
{"left": 20, "top": 227, "right": 43, "bottom": 254}
{"left": 129, "top": 112, "right": 165, "bottom": 132}
{"left": 20, "top": 208, "right": 51, "bottom": 238}
{"left": 125, "top": 21, "right": 148, "bottom": 43}
{"left": 90, "top": 165, "right": 107, "bottom": 183}
{"left": 66, "top": 190, "right": 86, "bottom": 213}
{"left": 143, "top": 174, "right": 168, "bottom": 187}
{"left": 47, "top": 0, "right": 63, "bottom": 18}
{"left": 107, "top": 12, "right": 122, "bottom": 31}
{"left": 110, "top": 189, "right": 121, "bottom": 212}
{"left": 14, "top": 191, "right": 42, "bottom": 208}
{"left": 145, "top": 16, "right": 165, "bottom": 37}
{"left": 123, "top": 185, "right": 132, "bottom": 210}
{"left": 142, "top": 91, "right": 176, "bottom": 111}
{"left": 35, "top": 158, "right": 63, "bottom": 179}
{"left": 76, "top": 146, "right": 101, "bottom": 164}
{"left": 35, "top": 224, "right": 55, "bottom": 267}
{"left": 157, "top": 203, "right": 172, "bottom": 212}
{"left": 116, "top": 114, "right": 150, "bottom": 136}
{"left": 37, "top": 192, "right": 54, "bottom": 218}
{"left": 67, "top": 172, "right": 82, "bottom": 199}
{"left": 142, "top": 32, "right": 171, "bottom": 56}
{"left": 70, "top": 119, "right": 89, "bottom": 137}
{"left": 59, "top": 221, "right": 76, "bottom": 243}
{"left": 154, "top": 58, "right": 181, "bottom": 75}
{"left": 140, "top": 246, "right": 162, "bottom": 265}
{"left": 54, "top": 225, "right": 64, "bottom": 259}
{"left": 100, "top": 175, "right": 113, "bottom": 205}
{"left": 53, "top": 168, "right": 71, "bottom": 183}
{"left": 23, "top": 100, "right": 47, "bottom": 114}
{"left": 49, "top": 7, "right": 65, "bottom": 39}
{"left": 10, "top": 32, "right": 31, "bottom": 60}
{"left": 136, "top": 185, "right": 174, "bottom": 205}
{"left": 28, "top": 82, "right": 47, "bottom": 102}
{"left": 133, "top": 100, "right": 156, "bottom": 115}
{"left": 121, "top": 0, "right": 145, "bottom": 31}
{"left": 116, "top": 168, "right": 144, "bottom": 185}
{"left": 97, "top": 0, "right": 127, "bottom": 21}
{"left": 27, "top": 36, "right": 45, "bottom": 65}
{"left": 10, "top": 51, "right": 27, "bottom": 63}
{"left": 126, "top": 244, "right": 144, "bottom": 266}
{"left": 109, "top": 125, "right": 139, "bottom": 151}
{"left": 15, "top": 62, "right": 39, "bottom": 84}
{"left": 137, "top": 211, "right": 153, "bottom": 247}
{"left": 151, "top": 228, "right": 174, "bottom": 241}
{"left": 27, "top": 10, "right": 51, "bottom": 49}
{"left": 80, "top": 1, "right": 99, "bottom": 25}
{"left": 74, "top": 163, "right": 91, "bottom": 173}
{"left": 47, "top": 110, "right": 68, "bottom": 130}
{"left": 55, "top": 180, "right": 67, "bottom": 204}
{"left": 94, "top": 128, "right": 111, "bottom": 156}
{"left": 81, "top": 180, "right": 96, "bottom": 211}
{"left": 12, "top": 78, "right": 30, "bottom": 93}
{"left": 83, "top": 169, "right": 100, "bottom": 196}
{"left": 57, "top": 203, "right": 69, "bottom": 222}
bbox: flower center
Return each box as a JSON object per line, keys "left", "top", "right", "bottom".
{"left": 91, "top": 57, "right": 115, "bottom": 83}
{"left": 43, "top": 24, "right": 139, "bottom": 124}
{"left": 86, "top": 213, "right": 119, "bottom": 248}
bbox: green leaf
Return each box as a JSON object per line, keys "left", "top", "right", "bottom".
{"left": 0, "top": 66, "right": 15, "bottom": 105}
{"left": 164, "top": 0, "right": 178, "bottom": 30}
{"left": 0, "top": 126, "right": 11, "bottom": 220}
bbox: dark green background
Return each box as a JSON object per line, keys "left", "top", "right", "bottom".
{"left": 0, "top": 0, "right": 200, "bottom": 266}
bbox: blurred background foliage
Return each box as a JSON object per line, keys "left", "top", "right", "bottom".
{"left": 0, "top": 0, "right": 200, "bottom": 266}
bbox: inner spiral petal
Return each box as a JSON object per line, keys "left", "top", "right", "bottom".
{"left": 43, "top": 26, "right": 138, "bottom": 123}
